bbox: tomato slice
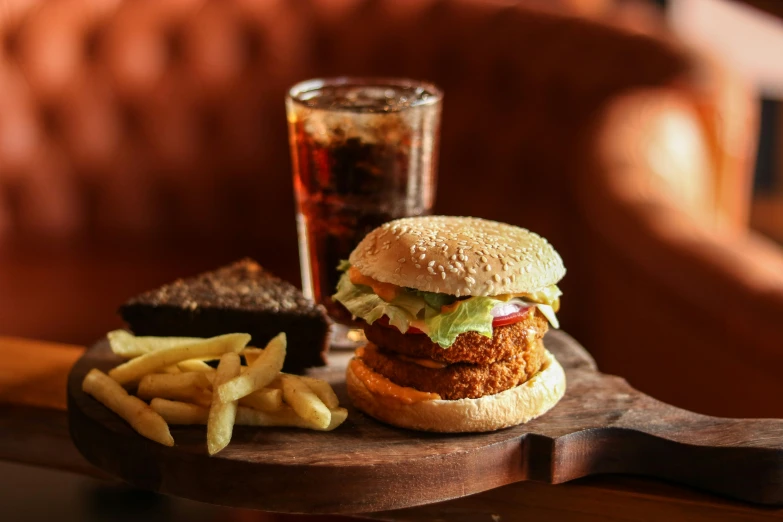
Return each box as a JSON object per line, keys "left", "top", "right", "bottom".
{"left": 375, "top": 306, "right": 531, "bottom": 335}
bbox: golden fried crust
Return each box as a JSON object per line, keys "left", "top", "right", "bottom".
{"left": 359, "top": 341, "right": 545, "bottom": 400}
{"left": 362, "top": 308, "right": 548, "bottom": 365}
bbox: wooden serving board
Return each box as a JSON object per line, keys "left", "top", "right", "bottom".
{"left": 68, "top": 331, "right": 783, "bottom": 515}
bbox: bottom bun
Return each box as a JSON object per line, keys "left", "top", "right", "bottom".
{"left": 346, "top": 348, "right": 566, "bottom": 433}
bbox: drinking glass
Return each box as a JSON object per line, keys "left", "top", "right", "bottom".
{"left": 287, "top": 77, "right": 442, "bottom": 347}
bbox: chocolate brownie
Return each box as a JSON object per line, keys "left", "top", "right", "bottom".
{"left": 120, "top": 259, "right": 332, "bottom": 373}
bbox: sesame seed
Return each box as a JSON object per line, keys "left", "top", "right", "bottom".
{"left": 503, "top": 264, "right": 509, "bottom": 271}
{"left": 415, "top": 264, "right": 421, "bottom": 269}
{"left": 419, "top": 253, "right": 426, "bottom": 260}
{"left": 463, "top": 287, "right": 470, "bottom": 294}
{"left": 441, "top": 272, "right": 446, "bottom": 279}
{"left": 494, "top": 274, "right": 501, "bottom": 282}
{"left": 398, "top": 258, "right": 406, "bottom": 263}
{"left": 438, "top": 265, "right": 444, "bottom": 272}
{"left": 451, "top": 254, "right": 457, "bottom": 261}
{"left": 480, "top": 256, "right": 488, "bottom": 263}
{"left": 428, "top": 267, "right": 436, "bottom": 275}
{"left": 428, "top": 260, "right": 435, "bottom": 267}
{"left": 468, "top": 267, "right": 477, "bottom": 274}
{"left": 484, "top": 265, "right": 492, "bottom": 272}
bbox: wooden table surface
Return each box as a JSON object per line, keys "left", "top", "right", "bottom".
{"left": 2, "top": 336, "right": 783, "bottom": 521}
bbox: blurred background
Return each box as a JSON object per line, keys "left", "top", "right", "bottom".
{"left": 0, "top": 0, "right": 781, "bottom": 519}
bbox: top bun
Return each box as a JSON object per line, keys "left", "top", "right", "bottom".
{"left": 349, "top": 216, "right": 565, "bottom": 297}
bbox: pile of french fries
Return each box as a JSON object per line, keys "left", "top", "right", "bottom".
{"left": 81, "top": 330, "right": 347, "bottom": 455}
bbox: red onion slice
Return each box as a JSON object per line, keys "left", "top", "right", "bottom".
{"left": 490, "top": 299, "right": 531, "bottom": 318}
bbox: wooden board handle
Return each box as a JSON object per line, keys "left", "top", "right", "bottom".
{"left": 530, "top": 375, "right": 783, "bottom": 504}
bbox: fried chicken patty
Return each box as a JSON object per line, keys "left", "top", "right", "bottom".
{"left": 358, "top": 341, "right": 545, "bottom": 400}
{"left": 363, "top": 308, "right": 548, "bottom": 365}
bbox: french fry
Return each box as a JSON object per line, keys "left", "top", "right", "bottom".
{"left": 177, "top": 359, "right": 215, "bottom": 373}
{"left": 207, "top": 352, "right": 241, "bottom": 455}
{"left": 296, "top": 375, "right": 340, "bottom": 409}
{"left": 270, "top": 374, "right": 338, "bottom": 408}
{"left": 237, "top": 405, "right": 347, "bottom": 431}
{"left": 109, "top": 333, "right": 250, "bottom": 385}
{"left": 107, "top": 330, "right": 204, "bottom": 358}
{"left": 204, "top": 367, "right": 248, "bottom": 386}
{"left": 280, "top": 374, "right": 331, "bottom": 430}
{"left": 217, "top": 333, "right": 286, "bottom": 403}
{"left": 99, "top": 328, "right": 347, "bottom": 455}
{"left": 137, "top": 372, "right": 212, "bottom": 406}
{"left": 151, "top": 398, "right": 209, "bottom": 424}
{"left": 241, "top": 347, "right": 263, "bottom": 366}
{"left": 82, "top": 368, "right": 174, "bottom": 446}
{"left": 238, "top": 388, "right": 283, "bottom": 412}
{"left": 152, "top": 399, "right": 347, "bottom": 432}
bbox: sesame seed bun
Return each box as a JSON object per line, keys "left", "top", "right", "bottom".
{"left": 348, "top": 216, "right": 565, "bottom": 297}
{"left": 346, "top": 348, "right": 566, "bottom": 432}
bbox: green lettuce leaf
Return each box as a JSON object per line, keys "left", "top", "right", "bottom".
{"left": 534, "top": 304, "right": 559, "bottom": 329}
{"left": 333, "top": 270, "right": 561, "bottom": 348}
{"left": 412, "top": 289, "right": 457, "bottom": 312}
{"left": 333, "top": 273, "right": 419, "bottom": 333}
{"left": 523, "top": 285, "right": 562, "bottom": 311}
{"left": 424, "top": 297, "right": 500, "bottom": 348}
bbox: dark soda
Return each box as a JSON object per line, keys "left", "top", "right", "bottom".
{"left": 287, "top": 79, "right": 441, "bottom": 327}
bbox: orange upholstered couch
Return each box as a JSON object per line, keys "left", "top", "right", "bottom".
{"left": 0, "top": 0, "right": 780, "bottom": 418}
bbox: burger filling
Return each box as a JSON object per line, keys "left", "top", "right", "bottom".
{"left": 333, "top": 264, "right": 561, "bottom": 348}
{"left": 357, "top": 336, "right": 545, "bottom": 400}
{"left": 336, "top": 263, "right": 556, "bottom": 402}
{"left": 363, "top": 309, "right": 547, "bottom": 364}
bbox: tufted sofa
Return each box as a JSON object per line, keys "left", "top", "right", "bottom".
{"left": 0, "top": 0, "right": 781, "bottom": 417}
